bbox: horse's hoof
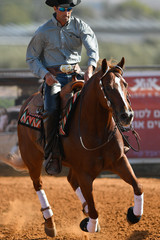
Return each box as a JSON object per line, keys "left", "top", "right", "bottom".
{"left": 44, "top": 217, "right": 57, "bottom": 237}
{"left": 127, "top": 207, "right": 141, "bottom": 224}
{"left": 80, "top": 218, "right": 100, "bottom": 233}
{"left": 80, "top": 218, "right": 89, "bottom": 232}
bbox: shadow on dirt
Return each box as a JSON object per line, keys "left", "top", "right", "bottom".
{"left": 127, "top": 230, "right": 149, "bottom": 240}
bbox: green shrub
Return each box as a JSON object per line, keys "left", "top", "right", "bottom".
{"left": 0, "top": 40, "right": 160, "bottom": 69}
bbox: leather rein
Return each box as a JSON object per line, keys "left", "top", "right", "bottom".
{"left": 78, "top": 66, "right": 140, "bottom": 152}
{"left": 115, "top": 120, "right": 140, "bottom": 152}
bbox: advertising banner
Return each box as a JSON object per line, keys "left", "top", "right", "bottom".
{"left": 124, "top": 71, "right": 160, "bottom": 160}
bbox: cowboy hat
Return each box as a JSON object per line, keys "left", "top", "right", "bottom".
{"left": 45, "top": 0, "right": 81, "bottom": 7}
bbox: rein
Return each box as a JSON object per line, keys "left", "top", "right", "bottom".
{"left": 115, "top": 121, "right": 140, "bottom": 152}
{"left": 78, "top": 86, "right": 117, "bottom": 151}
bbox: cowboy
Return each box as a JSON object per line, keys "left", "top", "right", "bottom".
{"left": 26, "top": 0, "right": 99, "bottom": 175}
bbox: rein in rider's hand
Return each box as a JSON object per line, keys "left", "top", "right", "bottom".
{"left": 45, "top": 72, "right": 59, "bottom": 86}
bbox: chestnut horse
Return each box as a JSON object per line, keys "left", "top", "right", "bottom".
{"left": 7, "top": 57, "right": 144, "bottom": 237}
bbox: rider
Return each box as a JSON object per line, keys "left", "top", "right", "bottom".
{"left": 26, "top": 0, "right": 99, "bottom": 175}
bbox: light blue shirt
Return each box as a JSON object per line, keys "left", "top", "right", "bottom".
{"left": 26, "top": 14, "right": 99, "bottom": 79}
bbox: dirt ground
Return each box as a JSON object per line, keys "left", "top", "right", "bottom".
{"left": 0, "top": 176, "right": 160, "bottom": 240}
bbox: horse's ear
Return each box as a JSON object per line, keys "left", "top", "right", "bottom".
{"left": 117, "top": 57, "right": 125, "bottom": 69}
{"left": 102, "top": 58, "right": 108, "bottom": 73}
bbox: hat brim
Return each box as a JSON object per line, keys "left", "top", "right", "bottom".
{"left": 59, "top": 4, "right": 74, "bottom": 7}
{"left": 45, "top": 0, "right": 81, "bottom": 7}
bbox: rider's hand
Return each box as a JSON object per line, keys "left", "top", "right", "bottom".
{"left": 84, "top": 65, "right": 94, "bottom": 82}
{"left": 45, "top": 72, "right": 59, "bottom": 86}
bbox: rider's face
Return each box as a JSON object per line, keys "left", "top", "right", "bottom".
{"left": 54, "top": 6, "right": 73, "bottom": 26}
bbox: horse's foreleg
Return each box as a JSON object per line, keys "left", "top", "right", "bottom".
{"left": 67, "top": 169, "right": 88, "bottom": 216}
{"left": 76, "top": 187, "right": 89, "bottom": 216}
{"left": 113, "top": 155, "right": 144, "bottom": 224}
{"left": 77, "top": 173, "right": 100, "bottom": 233}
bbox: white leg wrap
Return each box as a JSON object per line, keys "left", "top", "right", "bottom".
{"left": 37, "top": 190, "right": 53, "bottom": 219}
{"left": 75, "top": 187, "right": 88, "bottom": 214}
{"left": 133, "top": 193, "right": 144, "bottom": 216}
{"left": 75, "top": 187, "right": 86, "bottom": 203}
{"left": 87, "top": 217, "right": 98, "bottom": 233}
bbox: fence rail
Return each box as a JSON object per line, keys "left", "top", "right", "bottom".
{"left": 0, "top": 66, "right": 160, "bottom": 87}
{"left": 1, "top": 65, "right": 160, "bottom": 77}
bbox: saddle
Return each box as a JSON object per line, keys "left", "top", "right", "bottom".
{"left": 28, "top": 89, "right": 44, "bottom": 116}
{"left": 27, "top": 78, "right": 84, "bottom": 122}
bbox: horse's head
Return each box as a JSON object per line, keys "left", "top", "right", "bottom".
{"left": 99, "top": 57, "right": 134, "bottom": 127}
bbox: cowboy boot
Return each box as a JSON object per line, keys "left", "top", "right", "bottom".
{"left": 43, "top": 110, "right": 62, "bottom": 175}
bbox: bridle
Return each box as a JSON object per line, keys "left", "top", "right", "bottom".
{"left": 99, "top": 65, "right": 140, "bottom": 152}
{"left": 99, "top": 65, "right": 124, "bottom": 108}
{"left": 78, "top": 65, "right": 140, "bottom": 152}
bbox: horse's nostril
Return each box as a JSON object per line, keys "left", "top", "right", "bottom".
{"left": 121, "top": 113, "right": 128, "bottom": 120}
{"left": 121, "top": 112, "right": 133, "bottom": 122}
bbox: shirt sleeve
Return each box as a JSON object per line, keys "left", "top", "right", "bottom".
{"left": 80, "top": 21, "right": 99, "bottom": 68}
{"left": 26, "top": 31, "right": 49, "bottom": 79}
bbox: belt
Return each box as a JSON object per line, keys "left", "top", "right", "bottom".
{"left": 47, "top": 67, "right": 61, "bottom": 75}
{"left": 47, "top": 64, "right": 81, "bottom": 75}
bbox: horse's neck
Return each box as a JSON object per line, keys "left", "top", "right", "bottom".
{"left": 80, "top": 77, "right": 113, "bottom": 134}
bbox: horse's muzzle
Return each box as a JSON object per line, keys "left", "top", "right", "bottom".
{"left": 119, "top": 110, "right": 134, "bottom": 126}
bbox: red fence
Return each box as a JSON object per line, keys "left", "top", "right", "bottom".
{"left": 124, "top": 71, "right": 160, "bottom": 160}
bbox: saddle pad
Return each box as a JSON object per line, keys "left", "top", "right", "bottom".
{"left": 18, "top": 105, "right": 43, "bottom": 131}
{"left": 59, "top": 91, "right": 81, "bottom": 136}
{"left": 18, "top": 91, "right": 80, "bottom": 133}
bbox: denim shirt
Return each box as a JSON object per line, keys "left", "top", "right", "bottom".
{"left": 26, "top": 14, "right": 99, "bottom": 79}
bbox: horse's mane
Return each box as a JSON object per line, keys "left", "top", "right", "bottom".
{"left": 95, "top": 58, "right": 116, "bottom": 71}
{"left": 95, "top": 58, "right": 124, "bottom": 75}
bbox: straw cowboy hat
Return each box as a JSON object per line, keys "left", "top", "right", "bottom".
{"left": 45, "top": 0, "right": 81, "bottom": 7}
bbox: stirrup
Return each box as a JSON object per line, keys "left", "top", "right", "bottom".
{"left": 44, "top": 153, "right": 61, "bottom": 175}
